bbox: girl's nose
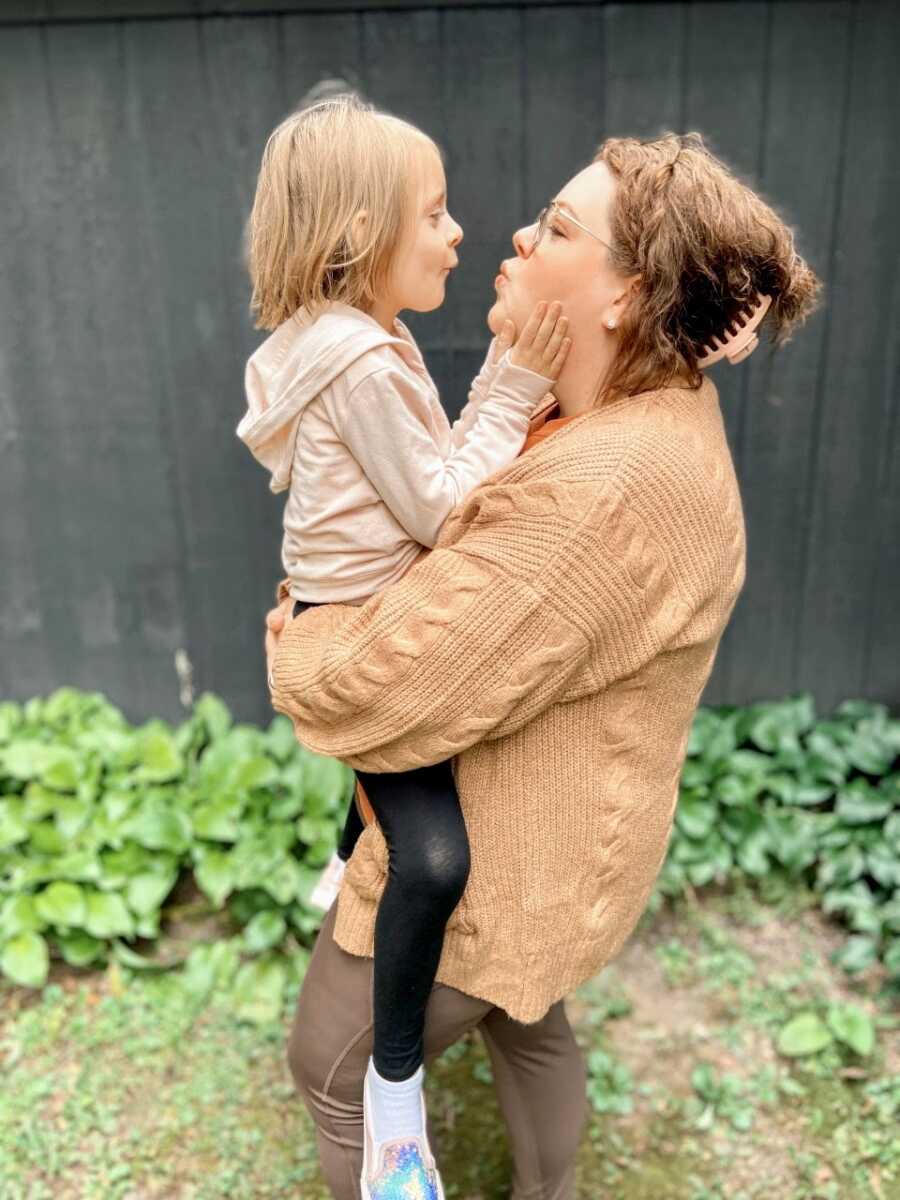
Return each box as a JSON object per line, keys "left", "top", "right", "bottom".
{"left": 448, "top": 219, "right": 463, "bottom": 247}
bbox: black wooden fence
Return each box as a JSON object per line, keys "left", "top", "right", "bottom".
{"left": 2, "top": 0, "right": 898, "bottom": 726}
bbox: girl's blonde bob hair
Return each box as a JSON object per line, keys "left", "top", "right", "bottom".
{"left": 247, "top": 95, "right": 438, "bottom": 331}
{"left": 594, "top": 132, "right": 822, "bottom": 401}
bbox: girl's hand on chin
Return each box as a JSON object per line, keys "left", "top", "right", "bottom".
{"left": 508, "top": 301, "right": 571, "bottom": 380}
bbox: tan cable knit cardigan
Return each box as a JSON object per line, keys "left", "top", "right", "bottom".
{"left": 269, "top": 377, "right": 746, "bottom": 1023}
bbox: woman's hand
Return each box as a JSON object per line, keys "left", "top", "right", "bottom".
{"left": 265, "top": 594, "right": 294, "bottom": 688}
{"left": 505, "top": 301, "right": 571, "bottom": 379}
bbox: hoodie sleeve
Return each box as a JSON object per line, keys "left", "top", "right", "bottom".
{"left": 448, "top": 336, "right": 505, "bottom": 451}
{"left": 337, "top": 355, "right": 553, "bottom": 548}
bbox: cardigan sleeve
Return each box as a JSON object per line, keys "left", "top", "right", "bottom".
{"left": 268, "top": 471, "right": 704, "bottom": 772}
{"left": 338, "top": 354, "right": 552, "bottom": 548}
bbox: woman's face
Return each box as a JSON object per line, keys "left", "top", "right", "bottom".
{"left": 488, "top": 161, "right": 631, "bottom": 345}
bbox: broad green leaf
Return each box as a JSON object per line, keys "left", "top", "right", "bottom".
{"left": 260, "top": 857, "right": 301, "bottom": 906}
{"left": 883, "top": 939, "right": 900, "bottom": 977}
{"left": 233, "top": 756, "right": 279, "bottom": 793}
{"left": 817, "top": 845, "right": 866, "bottom": 889}
{"left": 40, "top": 750, "right": 81, "bottom": 793}
{"left": 181, "top": 939, "right": 240, "bottom": 998}
{"left": 844, "top": 721, "right": 896, "bottom": 776}
{"left": 194, "top": 693, "right": 233, "bottom": 743}
{"left": 242, "top": 910, "right": 287, "bottom": 954}
{"left": 830, "top": 935, "right": 879, "bottom": 975}
{"left": 2, "top": 741, "right": 59, "bottom": 781}
{"left": 748, "top": 696, "right": 816, "bottom": 753}
{"left": 134, "top": 732, "right": 183, "bottom": 783}
{"left": 675, "top": 795, "right": 716, "bottom": 840}
{"left": 29, "top": 820, "right": 66, "bottom": 856}
{"left": 880, "top": 895, "right": 900, "bottom": 934}
{"left": 826, "top": 1004, "right": 875, "bottom": 1056}
{"left": 84, "top": 891, "right": 135, "bottom": 938}
{"left": 54, "top": 797, "right": 92, "bottom": 841}
{"left": 866, "top": 847, "right": 900, "bottom": 890}
{"left": 1, "top": 931, "right": 50, "bottom": 988}
{"left": 0, "top": 701, "right": 23, "bottom": 743}
{"left": 266, "top": 716, "right": 297, "bottom": 764}
{"left": 35, "top": 882, "right": 87, "bottom": 927}
{"left": 0, "top": 894, "right": 44, "bottom": 938}
{"left": 126, "top": 872, "right": 177, "bottom": 916}
{"left": 679, "top": 763, "right": 712, "bottom": 792}
{"left": 687, "top": 708, "right": 721, "bottom": 757}
{"left": 232, "top": 956, "right": 287, "bottom": 1025}
{"left": 736, "top": 831, "right": 770, "bottom": 877}
{"left": 776, "top": 1013, "right": 833, "bottom": 1057}
{"left": 125, "top": 800, "right": 192, "bottom": 854}
{"left": 298, "top": 815, "right": 338, "bottom": 846}
{"left": 834, "top": 700, "right": 888, "bottom": 723}
{"left": 715, "top": 774, "right": 762, "bottom": 807}
{"left": 0, "top": 798, "right": 29, "bottom": 848}
{"left": 835, "top": 779, "right": 894, "bottom": 825}
{"left": 192, "top": 796, "right": 242, "bottom": 842}
{"left": 111, "top": 941, "right": 176, "bottom": 971}
{"left": 194, "top": 851, "right": 235, "bottom": 907}
{"left": 57, "top": 931, "right": 106, "bottom": 967}
{"left": 302, "top": 753, "right": 351, "bottom": 817}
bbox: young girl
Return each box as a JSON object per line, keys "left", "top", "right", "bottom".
{"left": 238, "top": 95, "right": 569, "bottom": 1200}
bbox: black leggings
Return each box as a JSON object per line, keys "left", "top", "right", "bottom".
{"left": 293, "top": 599, "right": 470, "bottom": 1081}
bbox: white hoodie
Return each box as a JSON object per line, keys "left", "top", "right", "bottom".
{"left": 237, "top": 301, "right": 553, "bottom": 604}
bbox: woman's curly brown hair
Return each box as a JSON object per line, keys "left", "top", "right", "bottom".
{"left": 594, "top": 132, "right": 823, "bottom": 401}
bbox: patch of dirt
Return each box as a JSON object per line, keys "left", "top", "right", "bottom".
{"left": 566, "top": 892, "right": 899, "bottom": 1199}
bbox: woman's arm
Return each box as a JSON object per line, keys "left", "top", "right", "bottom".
{"left": 267, "top": 466, "right": 705, "bottom": 773}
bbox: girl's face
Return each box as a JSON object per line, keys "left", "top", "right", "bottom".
{"left": 384, "top": 149, "right": 463, "bottom": 317}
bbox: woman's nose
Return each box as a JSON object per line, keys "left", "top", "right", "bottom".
{"left": 449, "top": 219, "right": 463, "bottom": 247}
{"left": 512, "top": 224, "right": 534, "bottom": 258}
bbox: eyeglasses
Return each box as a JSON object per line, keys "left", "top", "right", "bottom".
{"left": 530, "top": 200, "right": 612, "bottom": 253}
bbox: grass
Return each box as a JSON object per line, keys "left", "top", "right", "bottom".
{"left": 1, "top": 879, "right": 898, "bottom": 1198}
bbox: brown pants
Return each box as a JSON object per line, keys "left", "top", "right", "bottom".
{"left": 287, "top": 901, "right": 589, "bottom": 1199}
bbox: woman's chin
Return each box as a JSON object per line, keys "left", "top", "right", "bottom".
{"left": 486, "top": 300, "right": 505, "bottom": 335}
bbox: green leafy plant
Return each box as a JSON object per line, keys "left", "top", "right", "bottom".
{"left": 2, "top": 686, "right": 898, "bottom": 1022}
{"left": 0, "top": 688, "right": 354, "bottom": 1019}
{"left": 658, "top": 694, "right": 900, "bottom": 986}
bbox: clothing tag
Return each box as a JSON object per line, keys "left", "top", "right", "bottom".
{"left": 309, "top": 851, "right": 347, "bottom": 911}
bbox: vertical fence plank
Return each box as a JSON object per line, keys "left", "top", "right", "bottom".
{"left": 795, "top": 0, "right": 900, "bottom": 709}
{"left": 2, "top": 23, "right": 193, "bottom": 715}
{"left": 725, "top": 1, "right": 852, "bottom": 709}
{"left": 603, "top": 2, "right": 685, "bottom": 137}
{"left": 0, "top": 27, "right": 61, "bottom": 695}
{"left": 438, "top": 5, "right": 525, "bottom": 417}
{"left": 679, "top": 1, "right": 770, "bottom": 702}
{"left": 362, "top": 7, "right": 450, "bottom": 378}
{"left": 122, "top": 15, "right": 286, "bottom": 720}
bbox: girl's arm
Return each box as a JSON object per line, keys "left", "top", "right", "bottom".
{"left": 338, "top": 305, "right": 569, "bottom": 549}
{"left": 448, "top": 331, "right": 512, "bottom": 451}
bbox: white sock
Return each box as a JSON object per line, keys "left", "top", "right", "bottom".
{"left": 365, "top": 1057, "right": 425, "bottom": 1146}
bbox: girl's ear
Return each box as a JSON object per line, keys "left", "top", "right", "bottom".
{"left": 348, "top": 210, "right": 368, "bottom": 253}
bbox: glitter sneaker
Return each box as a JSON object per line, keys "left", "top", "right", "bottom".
{"left": 361, "top": 1070, "right": 445, "bottom": 1200}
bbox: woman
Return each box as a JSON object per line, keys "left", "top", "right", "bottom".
{"left": 264, "top": 132, "right": 820, "bottom": 1199}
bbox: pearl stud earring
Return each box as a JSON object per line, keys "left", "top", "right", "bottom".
{"left": 606, "top": 319, "right": 617, "bottom": 330}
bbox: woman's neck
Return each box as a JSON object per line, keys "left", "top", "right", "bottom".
{"left": 552, "top": 352, "right": 694, "bottom": 417}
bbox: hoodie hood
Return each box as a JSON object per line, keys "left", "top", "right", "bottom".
{"left": 237, "top": 302, "right": 408, "bottom": 494}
